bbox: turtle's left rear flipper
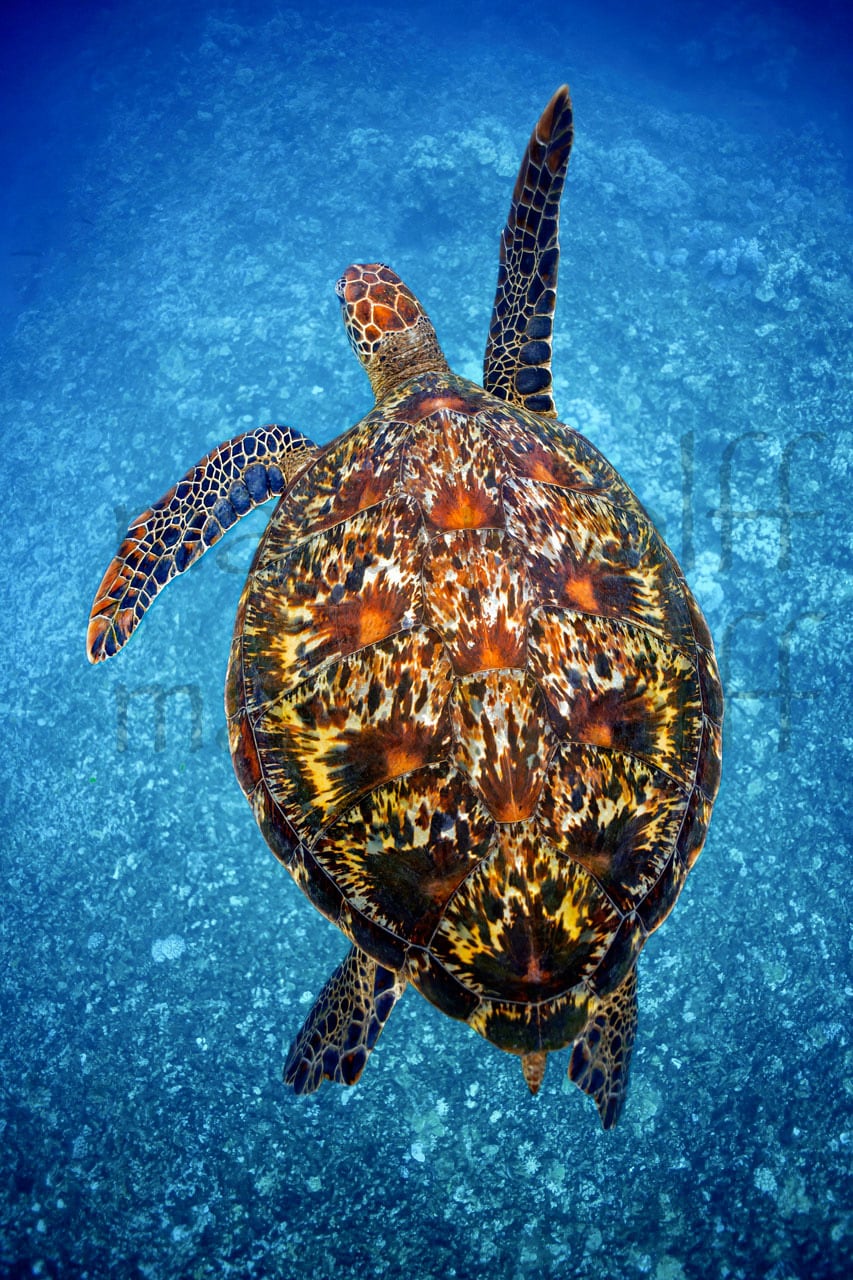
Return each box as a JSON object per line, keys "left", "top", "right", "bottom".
{"left": 283, "top": 946, "right": 406, "bottom": 1094}
{"left": 86, "top": 423, "right": 317, "bottom": 663}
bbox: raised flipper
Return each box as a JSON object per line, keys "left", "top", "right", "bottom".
{"left": 483, "top": 84, "right": 574, "bottom": 417}
{"left": 283, "top": 945, "right": 407, "bottom": 1094}
{"left": 568, "top": 967, "right": 638, "bottom": 1129}
{"left": 86, "top": 423, "right": 317, "bottom": 663}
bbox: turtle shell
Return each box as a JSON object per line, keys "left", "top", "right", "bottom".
{"left": 225, "top": 371, "right": 722, "bottom": 1055}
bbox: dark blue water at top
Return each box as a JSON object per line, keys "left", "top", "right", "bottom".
{"left": 1, "top": 0, "right": 850, "bottom": 1276}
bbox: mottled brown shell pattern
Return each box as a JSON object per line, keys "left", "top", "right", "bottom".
{"left": 226, "top": 371, "right": 723, "bottom": 1055}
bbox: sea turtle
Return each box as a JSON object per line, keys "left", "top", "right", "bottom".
{"left": 87, "top": 86, "right": 722, "bottom": 1127}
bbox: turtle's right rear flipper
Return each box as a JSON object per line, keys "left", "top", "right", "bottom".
{"left": 568, "top": 967, "right": 638, "bottom": 1129}
{"left": 284, "top": 946, "right": 406, "bottom": 1094}
{"left": 86, "top": 423, "right": 317, "bottom": 663}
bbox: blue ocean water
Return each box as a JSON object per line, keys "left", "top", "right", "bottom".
{"left": 1, "top": 0, "right": 851, "bottom": 1275}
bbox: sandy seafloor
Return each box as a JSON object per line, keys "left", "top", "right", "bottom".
{"left": 1, "top": 0, "right": 851, "bottom": 1276}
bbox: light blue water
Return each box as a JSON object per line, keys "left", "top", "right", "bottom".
{"left": 1, "top": 1, "right": 850, "bottom": 1276}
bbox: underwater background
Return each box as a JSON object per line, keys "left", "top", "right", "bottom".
{"left": 1, "top": 0, "right": 850, "bottom": 1275}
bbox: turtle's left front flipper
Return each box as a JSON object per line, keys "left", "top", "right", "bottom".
{"left": 86, "top": 423, "right": 317, "bottom": 663}
{"left": 283, "top": 946, "right": 407, "bottom": 1094}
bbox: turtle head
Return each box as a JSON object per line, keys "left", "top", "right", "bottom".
{"left": 336, "top": 263, "right": 450, "bottom": 402}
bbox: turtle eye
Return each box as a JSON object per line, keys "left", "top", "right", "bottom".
{"left": 334, "top": 276, "right": 347, "bottom": 302}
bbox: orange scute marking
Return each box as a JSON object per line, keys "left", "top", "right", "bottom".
{"left": 528, "top": 457, "right": 561, "bottom": 483}
{"left": 492, "top": 795, "right": 535, "bottom": 823}
{"left": 430, "top": 491, "right": 497, "bottom": 530}
{"left": 357, "top": 602, "right": 396, "bottom": 647}
{"left": 477, "top": 634, "right": 524, "bottom": 673}
{"left": 585, "top": 722, "right": 613, "bottom": 748}
{"left": 564, "top": 572, "right": 599, "bottom": 613}
{"left": 394, "top": 390, "right": 474, "bottom": 423}
{"left": 354, "top": 475, "right": 393, "bottom": 513}
{"left": 384, "top": 744, "right": 425, "bottom": 778}
{"left": 525, "top": 954, "right": 548, "bottom": 983}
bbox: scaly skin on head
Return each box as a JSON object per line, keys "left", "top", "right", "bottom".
{"left": 336, "top": 263, "right": 450, "bottom": 403}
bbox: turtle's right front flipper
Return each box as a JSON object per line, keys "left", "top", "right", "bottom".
{"left": 484, "top": 85, "right": 574, "bottom": 417}
{"left": 86, "top": 423, "right": 317, "bottom": 663}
